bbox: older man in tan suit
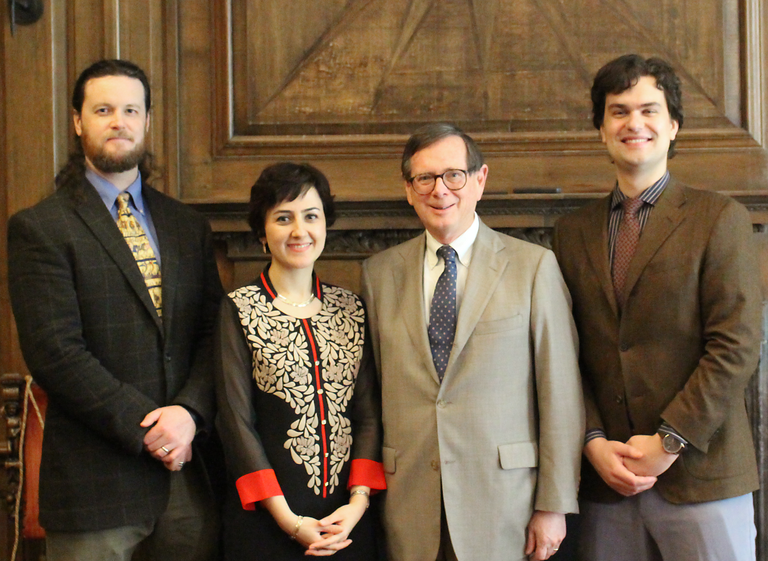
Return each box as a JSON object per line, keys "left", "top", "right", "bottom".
{"left": 553, "top": 55, "right": 761, "bottom": 561}
{"left": 361, "top": 123, "right": 584, "bottom": 561}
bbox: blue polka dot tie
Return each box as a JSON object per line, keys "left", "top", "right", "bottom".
{"left": 429, "top": 245, "right": 457, "bottom": 381}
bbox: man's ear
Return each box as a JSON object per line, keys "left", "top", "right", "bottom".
{"left": 670, "top": 119, "right": 679, "bottom": 140}
{"left": 145, "top": 110, "right": 151, "bottom": 132}
{"left": 405, "top": 181, "right": 415, "bottom": 206}
{"left": 73, "top": 112, "right": 82, "bottom": 137}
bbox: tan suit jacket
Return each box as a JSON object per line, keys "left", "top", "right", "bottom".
{"left": 553, "top": 179, "right": 761, "bottom": 504}
{"left": 361, "top": 221, "right": 584, "bottom": 561}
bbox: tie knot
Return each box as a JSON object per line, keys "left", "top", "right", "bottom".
{"left": 437, "top": 245, "right": 456, "bottom": 264}
{"left": 117, "top": 192, "right": 131, "bottom": 211}
{"left": 622, "top": 198, "right": 644, "bottom": 217}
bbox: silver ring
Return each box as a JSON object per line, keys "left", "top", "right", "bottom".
{"left": 161, "top": 446, "right": 170, "bottom": 454}
{"left": 178, "top": 461, "right": 185, "bottom": 468}
{"left": 553, "top": 548, "right": 559, "bottom": 552}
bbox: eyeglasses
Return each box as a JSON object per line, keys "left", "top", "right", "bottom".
{"left": 407, "top": 169, "right": 468, "bottom": 194}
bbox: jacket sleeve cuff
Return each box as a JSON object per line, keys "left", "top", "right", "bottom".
{"left": 348, "top": 458, "right": 387, "bottom": 492}
{"left": 235, "top": 470, "right": 282, "bottom": 510}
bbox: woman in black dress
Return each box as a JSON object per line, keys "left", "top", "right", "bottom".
{"left": 215, "top": 162, "right": 385, "bottom": 559}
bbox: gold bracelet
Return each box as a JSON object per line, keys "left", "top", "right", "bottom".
{"left": 350, "top": 489, "right": 370, "bottom": 508}
{"left": 290, "top": 515, "right": 304, "bottom": 540}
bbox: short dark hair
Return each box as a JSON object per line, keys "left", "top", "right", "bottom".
{"left": 591, "top": 54, "right": 683, "bottom": 156}
{"left": 72, "top": 59, "right": 151, "bottom": 114}
{"left": 401, "top": 123, "right": 484, "bottom": 180}
{"left": 248, "top": 162, "right": 336, "bottom": 239}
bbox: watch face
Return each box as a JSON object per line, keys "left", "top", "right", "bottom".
{"left": 662, "top": 433, "right": 683, "bottom": 454}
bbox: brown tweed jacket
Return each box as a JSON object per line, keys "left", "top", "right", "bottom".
{"left": 553, "top": 179, "right": 761, "bottom": 504}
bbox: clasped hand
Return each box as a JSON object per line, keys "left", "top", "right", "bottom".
{"left": 140, "top": 405, "right": 196, "bottom": 471}
{"left": 297, "top": 502, "right": 368, "bottom": 556}
{"left": 584, "top": 433, "right": 679, "bottom": 497}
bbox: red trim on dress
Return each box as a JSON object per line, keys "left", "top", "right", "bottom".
{"left": 348, "top": 459, "right": 387, "bottom": 492}
{"left": 302, "top": 317, "right": 329, "bottom": 498}
{"left": 235, "top": 469, "right": 283, "bottom": 510}
{"left": 260, "top": 271, "right": 276, "bottom": 299}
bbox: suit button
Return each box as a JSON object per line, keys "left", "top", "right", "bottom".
{"left": 431, "top": 460, "right": 440, "bottom": 471}
{"left": 620, "top": 343, "right": 629, "bottom": 352}
{"left": 615, "top": 395, "right": 624, "bottom": 404}
{"left": 165, "top": 354, "right": 171, "bottom": 362}
{"left": 437, "top": 400, "right": 447, "bottom": 408}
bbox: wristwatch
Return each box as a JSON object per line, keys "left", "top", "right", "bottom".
{"left": 659, "top": 431, "right": 686, "bottom": 454}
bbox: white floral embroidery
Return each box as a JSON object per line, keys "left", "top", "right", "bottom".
{"left": 231, "top": 283, "right": 365, "bottom": 495}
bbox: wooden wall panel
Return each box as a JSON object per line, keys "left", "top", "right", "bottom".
{"left": 176, "top": 0, "right": 768, "bottom": 204}
{"left": 0, "top": 7, "right": 9, "bottom": 561}
{"left": 232, "top": 0, "right": 734, "bottom": 134}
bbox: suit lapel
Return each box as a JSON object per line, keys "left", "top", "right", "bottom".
{"left": 144, "top": 187, "right": 176, "bottom": 334}
{"left": 447, "top": 223, "right": 507, "bottom": 377}
{"left": 72, "top": 179, "right": 163, "bottom": 332}
{"left": 622, "top": 180, "right": 687, "bottom": 302}
{"left": 396, "top": 234, "right": 441, "bottom": 384}
{"left": 581, "top": 196, "right": 618, "bottom": 317}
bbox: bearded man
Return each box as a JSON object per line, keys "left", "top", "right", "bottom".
{"left": 8, "top": 59, "right": 223, "bottom": 561}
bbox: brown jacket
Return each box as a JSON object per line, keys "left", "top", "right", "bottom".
{"left": 553, "top": 179, "right": 761, "bottom": 504}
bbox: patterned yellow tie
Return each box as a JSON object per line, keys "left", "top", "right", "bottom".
{"left": 116, "top": 192, "right": 162, "bottom": 317}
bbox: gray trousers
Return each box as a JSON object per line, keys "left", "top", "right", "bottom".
{"left": 45, "top": 460, "right": 219, "bottom": 561}
{"left": 578, "top": 488, "right": 756, "bottom": 561}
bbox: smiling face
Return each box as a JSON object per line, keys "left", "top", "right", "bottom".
{"left": 600, "top": 75, "right": 679, "bottom": 185}
{"left": 262, "top": 187, "right": 326, "bottom": 274}
{"left": 74, "top": 75, "right": 149, "bottom": 176}
{"left": 405, "top": 135, "right": 487, "bottom": 244}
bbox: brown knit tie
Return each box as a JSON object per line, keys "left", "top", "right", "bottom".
{"left": 116, "top": 193, "right": 162, "bottom": 317}
{"left": 612, "top": 198, "right": 644, "bottom": 308}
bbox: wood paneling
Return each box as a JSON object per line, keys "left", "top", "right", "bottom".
{"left": 232, "top": 0, "right": 733, "bottom": 134}
{"left": 174, "top": 0, "right": 768, "bottom": 203}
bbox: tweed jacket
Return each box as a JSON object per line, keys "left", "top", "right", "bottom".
{"left": 8, "top": 177, "right": 223, "bottom": 531}
{"left": 553, "top": 179, "right": 761, "bottom": 504}
{"left": 361, "top": 221, "right": 584, "bottom": 561}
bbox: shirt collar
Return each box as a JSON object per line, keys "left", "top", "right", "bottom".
{"left": 425, "top": 213, "right": 480, "bottom": 269}
{"left": 611, "top": 170, "right": 670, "bottom": 210}
{"left": 86, "top": 168, "right": 145, "bottom": 214}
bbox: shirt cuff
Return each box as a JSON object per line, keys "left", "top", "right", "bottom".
{"left": 235, "top": 470, "right": 283, "bottom": 510}
{"left": 348, "top": 459, "right": 387, "bottom": 492}
{"left": 584, "top": 428, "right": 607, "bottom": 446}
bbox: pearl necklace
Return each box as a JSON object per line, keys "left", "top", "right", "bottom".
{"left": 276, "top": 293, "right": 315, "bottom": 308}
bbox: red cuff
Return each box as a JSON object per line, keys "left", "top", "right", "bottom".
{"left": 235, "top": 470, "right": 282, "bottom": 510}
{"left": 348, "top": 459, "right": 386, "bottom": 492}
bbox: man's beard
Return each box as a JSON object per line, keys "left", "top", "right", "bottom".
{"left": 82, "top": 132, "right": 146, "bottom": 174}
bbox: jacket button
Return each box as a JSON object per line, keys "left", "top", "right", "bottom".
{"left": 615, "top": 395, "right": 624, "bottom": 404}
{"left": 437, "top": 400, "right": 447, "bottom": 408}
{"left": 620, "top": 343, "right": 629, "bottom": 352}
{"left": 165, "top": 354, "right": 171, "bottom": 362}
{"left": 431, "top": 460, "right": 440, "bottom": 471}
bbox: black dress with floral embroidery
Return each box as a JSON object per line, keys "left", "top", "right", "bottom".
{"left": 215, "top": 268, "right": 385, "bottom": 560}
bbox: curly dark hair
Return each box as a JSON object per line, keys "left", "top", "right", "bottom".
{"left": 591, "top": 54, "right": 683, "bottom": 157}
{"left": 248, "top": 162, "right": 336, "bottom": 240}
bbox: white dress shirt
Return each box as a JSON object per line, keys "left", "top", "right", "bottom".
{"left": 422, "top": 214, "right": 480, "bottom": 325}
